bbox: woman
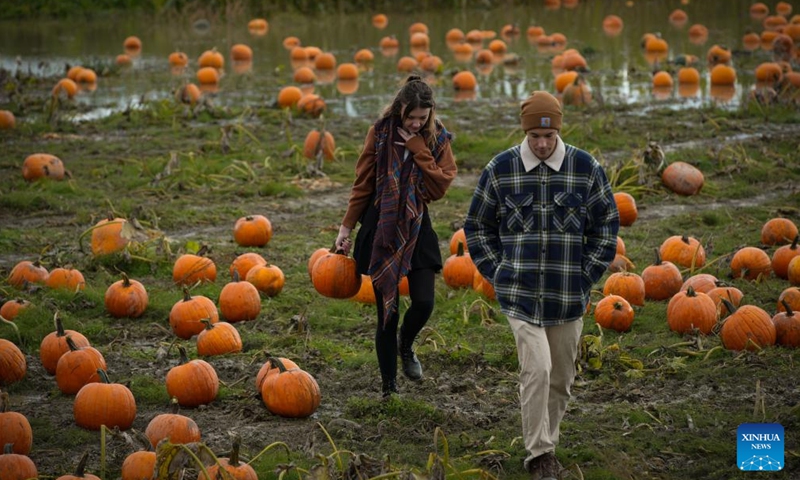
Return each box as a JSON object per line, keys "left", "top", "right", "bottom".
{"left": 334, "top": 75, "right": 457, "bottom": 398}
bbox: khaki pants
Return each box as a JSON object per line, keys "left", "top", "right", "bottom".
{"left": 508, "top": 317, "right": 583, "bottom": 471}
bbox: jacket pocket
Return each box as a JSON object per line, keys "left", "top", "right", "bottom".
{"left": 553, "top": 192, "right": 584, "bottom": 233}
{"left": 503, "top": 193, "right": 535, "bottom": 233}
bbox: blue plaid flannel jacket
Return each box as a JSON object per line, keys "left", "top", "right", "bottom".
{"left": 464, "top": 141, "right": 619, "bottom": 326}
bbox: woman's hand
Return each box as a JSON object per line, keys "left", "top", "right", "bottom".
{"left": 395, "top": 127, "right": 417, "bottom": 146}
{"left": 335, "top": 225, "right": 353, "bottom": 255}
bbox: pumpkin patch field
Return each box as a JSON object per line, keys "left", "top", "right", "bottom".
{"left": 1, "top": 2, "right": 800, "bottom": 479}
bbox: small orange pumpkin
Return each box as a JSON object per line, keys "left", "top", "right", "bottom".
{"left": 603, "top": 271, "right": 645, "bottom": 306}
{"left": 760, "top": 217, "right": 798, "bottom": 246}
{"left": 144, "top": 397, "right": 201, "bottom": 448}
{"left": 219, "top": 272, "right": 261, "bottom": 322}
{"left": 22, "top": 153, "right": 66, "bottom": 182}
{"left": 680, "top": 273, "right": 718, "bottom": 294}
{"left": 303, "top": 130, "right": 336, "bottom": 161}
{"left": 0, "top": 299, "right": 31, "bottom": 321}
{"left": 197, "top": 436, "right": 257, "bottom": 480}
{"left": 0, "top": 110, "right": 15, "bottom": 129}
{"left": 641, "top": 249, "right": 683, "bottom": 301}
{"left": 255, "top": 355, "right": 299, "bottom": 392}
{"left": 277, "top": 86, "right": 303, "bottom": 109}
{"left": 773, "top": 300, "right": 800, "bottom": 348}
{"left": 198, "top": 48, "right": 224, "bottom": 69}
{"left": 90, "top": 214, "right": 129, "bottom": 256}
{"left": 172, "top": 247, "right": 217, "bottom": 286}
{"left": 245, "top": 263, "right": 285, "bottom": 297}
{"left": 0, "top": 392, "right": 32, "bottom": 455}
{"left": 473, "top": 270, "right": 496, "bottom": 301}
{"left": 772, "top": 235, "right": 800, "bottom": 279}
{"left": 719, "top": 301, "right": 776, "bottom": 351}
{"left": 45, "top": 266, "right": 86, "bottom": 291}
{"left": 229, "top": 252, "right": 267, "bottom": 280}
{"left": 661, "top": 161, "right": 704, "bottom": 195}
{"left": 667, "top": 286, "right": 717, "bottom": 335}
{"left": 443, "top": 242, "right": 477, "bottom": 289}
{"left": 659, "top": 235, "right": 706, "bottom": 269}
{"left": 350, "top": 275, "right": 376, "bottom": 304}
{"left": 233, "top": 215, "right": 273, "bottom": 247}
{"left": 0, "top": 443, "right": 38, "bottom": 480}
{"left": 777, "top": 287, "right": 800, "bottom": 313}
{"left": 613, "top": 192, "right": 637, "bottom": 227}
{"left": 593, "top": 295, "right": 634, "bottom": 332}
{"left": 40, "top": 312, "right": 91, "bottom": 375}
{"left": 121, "top": 450, "right": 156, "bottom": 480}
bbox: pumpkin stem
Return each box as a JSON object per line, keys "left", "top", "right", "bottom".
{"left": 200, "top": 318, "right": 214, "bottom": 330}
{"left": 791, "top": 235, "right": 799, "bottom": 250}
{"left": 0, "top": 391, "right": 8, "bottom": 413}
{"left": 170, "top": 396, "right": 181, "bottom": 414}
{"left": 719, "top": 297, "right": 738, "bottom": 316}
{"left": 55, "top": 311, "right": 66, "bottom": 337}
{"left": 457, "top": 241, "right": 465, "bottom": 257}
{"left": 653, "top": 247, "right": 663, "bottom": 265}
{"left": 182, "top": 288, "right": 192, "bottom": 302}
{"left": 686, "top": 285, "right": 696, "bottom": 296}
{"left": 97, "top": 369, "right": 111, "bottom": 384}
{"left": 781, "top": 300, "right": 794, "bottom": 317}
{"left": 66, "top": 335, "right": 81, "bottom": 352}
{"left": 197, "top": 244, "right": 210, "bottom": 257}
{"left": 268, "top": 357, "right": 288, "bottom": 373}
{"left": 681, "top": 235, "right": 690, "bottom": 244}
{"left": 74, "top": 451, "right": 90, "bottom": 477}
{"left": 233, "top": 270, "right": 240, "bottom": 282}
{"left": 178, "top": 345, "right": 191, "bottom": 364}
{"left": 121, "top": 272, "right": 131, "bottom": 287}
{"left": 229, "top": 435, "right": 242, "bottom": 467}
{"left": 3, "top": 443, "right": 13, "bottom": 454}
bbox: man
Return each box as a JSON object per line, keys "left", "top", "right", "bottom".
{"left": 464, "top": 91, "right": 619, "bottom": 479}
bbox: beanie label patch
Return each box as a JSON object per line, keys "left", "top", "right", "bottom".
{"left": 541, "top": 117, "right": 551, "bottom": 127}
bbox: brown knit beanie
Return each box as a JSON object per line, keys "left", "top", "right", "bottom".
{"left": 520, "top": 91, "right": 562, "bottom": 131}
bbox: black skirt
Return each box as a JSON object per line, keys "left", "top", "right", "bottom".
{"left": 353, "top": 198, "right": 443, "bottom": 276}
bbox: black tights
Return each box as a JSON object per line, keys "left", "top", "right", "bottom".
{"left": 374, "top": 268, "right": 436, "bottom": 382}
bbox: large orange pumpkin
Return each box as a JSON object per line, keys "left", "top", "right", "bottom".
{"left": 602, "top": 271, "right": 646, "bottom": 306}
{"left": 121, "top": 450, "right": 156, "bottom": 480}
{"left": 74, "top": 369, "right": 137, "bottom": 431}
{"left": 45, "top": 266, "right": 86, "bottom": 291}
{"left": 760, "top": 217, "right": 798, "bottom": 245}
{"left": 40, "top": 313, "right": 91, "bottom": 375}
{"left": 255, "top": 356, "right": 299, "bottom": 392}
{"left": 219, "top": 273, "right": 261, "bottom": 322}
{"left": 55, "top": 337, "right": 106, "bottom": 395}
{"left": 245, "top": 263, "right": 285, "bottom": 297}
{"left": 169, "top": 290, "right": 218, "bottom": 339}
{"left": 229, "top": 252, "right": 267, "bottom": 280}
{"left": 0, "top": 339, "right": 26, "bottom": 387}
{"left": 7, "top": 260, "right": 48, "bottom": 288}
{"left": 666, "top": 286, "right": 717, "bottom": 335}
{"left": 659, "top": 235, "right": 706, "bottom": 269}
{"left": 172, "top": 249, "right": 217, "bottom": 286}
{"left": 303, "top": 130, "right": 336, "bottom": 161}
{"left": 680, "top": 273, "right": 717, "bottom": 294}
{"left": 166, "top": 346, "right": 219, "bottom": 407}
{"left": 0, "top": 443, "right": 38, "bottom": 480}
{"left": 773, "top": 300, "right": 800, "bottom": 348}
{"left": 730, "top": 247, "right": 772, "bottom": 281}
{"left": 260, "top": 358, "right": 321, "bottom": 418}
{"left": 641, "top": 249, "right": 683, "bottom": 301}
{"left": 312, "top": 250, "right": 361, "bottom": 298}
{"left": 777, "top": 287, "right": 800, "bottom": 313}
{"left": 772, "top": 235, "right": 800, "bottom": 279}
{"left": 443, "top": 242, "right": 477, "bottom": 289}
{"left": 197, "top": 320, "right": 243, "bottom": 356}
{"left": 661, "top": 161, "right": 704, "bottom": 195}
{"left": 719, "top": 301, "right": 776, "bottom": 351}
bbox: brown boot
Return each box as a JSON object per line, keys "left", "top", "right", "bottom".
{"left": 537, "top": 452, "right": 562, "bottom": 480}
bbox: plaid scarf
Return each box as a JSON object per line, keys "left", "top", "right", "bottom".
{"left": 369, "top": 116, "right": 450, "bottom": 324}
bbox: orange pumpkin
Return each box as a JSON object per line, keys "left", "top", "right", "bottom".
{"left": 53, "top": 78, "right": 79, "bottom": 99}
{"left": 706, "top": 44, "right": 731, "bottom": 65}
{"left": 233, "top": 215, "right": 272, "bottom": 247}
{"left": 709, "top": 64, "right": 736, "bottom": 85}
{"left": 0, "top": 443, "right": 38, "bottom": 480}
{"left": 777, "top": 287, "right": 800, "bottom": 313}
{"left": 661, "top": 161, "right": 704, "bottom": 196}
{"left": 123, "top": 36, "right": 142, "bottom": 52}
{"left": 443, "top": 242, "right": 477, "bottom": 289}
{"left": 760, "top": 217, "right": 798, "bottom": 245}
{"left": 219, "top": 273, "right": 261, "bottom": 323}
{"left": 0, "top": 299, "right": 31, "bottom": 321}
{"left": 197, "top": 320, "right": 243, "bottom": 356}
{"left": 659, "top": 235, "right": 706, "bottom": 269}
{"left": 197, "top": 436, "right": 257, "bottom": 480}
{"left": 45, "top": 266, "right": 86, "bottom": 291}
{"left": 168, "top": 51, "right": 189, "bottom": 67}
{"left": 121, "top": 450, "right": 156, "bottom": 480}
{"left": 277, "top": 86, "right": 303, "bottom": 109}
{"left": 613, "top": 192, "right": 637, "bottom": 227}
{"left": 105, "top": 273, "right": 148, "bottom": 318}
{"left": 74, "top": 369, "right": 136, "bottom": 431}
{"left": 719, "top": 302, "right": 776, "bottom": 351}
{"left": 603, "top": 271, "right": 645, "bottom": 306}
{"left": 144, "top": 398, "right": 201, "bottom": 448}
{"left": 172, "top": 249, "right": 217, "bottom": 286}
{"left": 255, "top": 356, "right": 299, "bottom": 392}
{"left": 372, "top": 14, "right": 388, "bottom": 29}
{"left": 166, "top": 346, "right": 220, "bottom": 407}
{"left": 90, "top": 215, "right": 129, "bottom": 256}
{"left": 260, "top": 358, "right": 321, "bottom": 418}
{"left": 730, "top": 247, "right": 772, "bottom": 281}
{"left": 55, "top": 337, "right": 106, "bottom": 395}
{"left": 312, "top": 250, "right": 362, "bottom": 298}
{"left": 169, "top": 290, "right": 218, "bottom": 339}
{"left": 7, "top": 260, "right": 48, "bottom": 288}
{"left": 56, "top": 452, "right": 101, "bottom": 480}
{"left": 0, "top": 110, "right": 16, "bottom": 129}
{"left": 198, "top": 48, "right": 224, "bottom": 69}
{"left": 40, "top": 313, "right": 91, "bottom": 375}
{"left": 473, "top": 270, "right": 496, "bottom": 301}
{"left": 772, "top": 235, "right": 800, "bottom": 280}
{"left": 229, "top": 252, "right": 267, "bottom": 280}
{"left": 176, "top": 83, "right": 201, "bottom": 104}
{"left": 667, "top": 286, "right": 717, "bottom": 335}
{"left": 642, "top": 249, "right": 683, "bottom": 301}
{"left": 608, "top": 254, "right": 635, "bottom": 273}
{"left": 296, "top": 93, "right": 326, "bottom": 117}
{"left": 303, "top": 130, "right": 336, "bottom": 161}
{"left": 230, "top": 44, "right": 253, "bottom": 62}
{"left": 707, "top": 285, "right": 744, "bottom": 317}
{"left": 453, "top": 71, "right": 478, "bottom": 91}
{"left": 0, "top": 392, "right": 32, "bottom": 455}
{"left": 246, "top": 263, "right": 285, "bottom": 297}
{"left": 247, "top": 18, "right": 268, "bottom": 35}
{"left": 350, "top": 274, "right": 376, "bottom": 304}
{"left": 773, "top": 300, "right": 800, "bottom": 348}
{"left": 593, "top": 295, "right": 634, "bottom": 332}
{"left": 680, "top": 273, "right": 718, "bottom": 294}
{"left": 789, "top": 256, "right": 800, "bottom": 286}
{"left": 22, "top": 153, "right": 65, "bottom": 181}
